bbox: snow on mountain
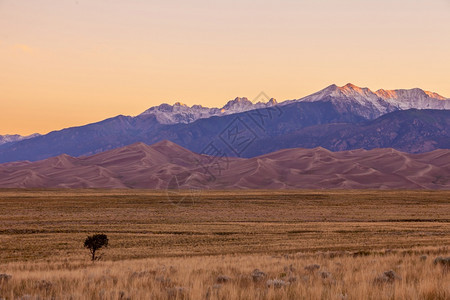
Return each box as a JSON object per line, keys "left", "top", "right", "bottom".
{"left": 0, "top": 133, "right": 40, "bottom": 146}
{"left": 139, "top": 97, "right": 278, "bottom": 124}
{"left": 375, "top": 88, "right": 450, "bottom": 110}
{"left": 289, "top": 83, "right": 450, "bottom": 119}
{"left": 139, "top": 83, "right": 449, "bottom": 124}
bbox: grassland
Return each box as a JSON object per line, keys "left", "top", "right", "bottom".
{"left": 0, "top": 189, "right": 449, "bottom": 299}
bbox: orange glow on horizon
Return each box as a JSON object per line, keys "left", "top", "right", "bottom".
{"left": 1, "top": 0, "right": 449, "bottom": 135}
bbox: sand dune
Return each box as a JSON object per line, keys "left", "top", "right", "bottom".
{"left": 0, "top": 140, "right": 448, "bottom": 189}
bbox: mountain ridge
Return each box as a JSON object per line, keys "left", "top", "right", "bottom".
{"left": 0, "top": 107, "right": 448, "bottom": 163}
{"left": 0, "top": 84, "right": 449, "bottom": 164}
{"left": 139, "top": 96, "right": 278, "bottom": 124}
{"left": 138, "top": 83, "right": 449, "bottom": 124}
{"left": 0, "top": 133, "right": 40, "bottom": 146}
{"left": 289, "top": 83, "right": 450, "bottom": 119}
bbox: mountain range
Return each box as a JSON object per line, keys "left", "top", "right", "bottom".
{"left": 139, "top": 83, "right": 449, "bottom": 124}
{"left": 0, "top": 83, "right": 448, "bottom": 164}
{"left": 287, "top": 83, "right": 449, "bottom": 119}
{"left": 0, "top": 140, "right": 448, "bottom": 189}
{"left": 140, "top": 97, "right": 278, "bottom": 124}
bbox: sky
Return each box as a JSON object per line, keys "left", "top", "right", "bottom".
{"left": 1, "top": 0, "right": 449, "bottom": 135}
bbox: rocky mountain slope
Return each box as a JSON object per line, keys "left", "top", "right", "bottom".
{"left": 244, "top": 109, "right": 450, "bottom": 156}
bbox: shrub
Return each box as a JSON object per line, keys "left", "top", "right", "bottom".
{"left": 84, "top": 234, "right": 109, "bottom": 261}
{"left": 266, "top": 279, "right": 288, "bottom": 288}
{"left": 251, "top": 269, "right": 266, "bottom": 282}
{"left": 304, "top": 264, "right": 320, "bottom": 272}
{"left": 373, "top": 270, "right": 401, "bottom": 284}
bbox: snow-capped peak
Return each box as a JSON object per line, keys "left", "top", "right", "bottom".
{"left": 140, "top": 83, "right": 449, "bottom": 124}
{"left": 374, "top": 88, "right": 449, "bottom": 110}
{"left": 0, "top": 133, "right": 40, "bottom": 146}
{"left": 288, "top": 83, "right": 450, "bottom": 119}
{"left": 375, "top": 88, "right": 445, "bottom": 100}
{"left": 289, "top": 83, "right": 377, "bottom": 103}
{"left": 267, "top": 98, "right": 278, "bottom": 105}
{"left": 140, "top": 97, "right": 278, "bottom": 124}
{"left": 222, "top": 97, "right": 253, "bottom": 111}
{"left": 298, "top": 83, "right": 448, "bottom": 102}
{"left": 331, "top": 83, "right": 379, "bottom": 102}
{"left": 424, "top": 91, "right": 447, "bottom": 100}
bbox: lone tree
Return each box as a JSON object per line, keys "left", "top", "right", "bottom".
{"left": 84, "top": 234, "right": 109, "bottom": 261}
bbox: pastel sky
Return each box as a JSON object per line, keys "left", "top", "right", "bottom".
{"left": 1, "top": 0, "right": 449, "bottom": 135}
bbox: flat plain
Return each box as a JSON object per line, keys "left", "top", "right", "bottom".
{"left": 0, "top": 189, "right": 449, "bottom": 299}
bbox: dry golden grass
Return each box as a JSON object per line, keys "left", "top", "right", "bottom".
{"left": 0, "top": 189, "right": 449, "bottom": 299}
{"left": 1, "top": 248, "right": 449, "bottom": 299}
